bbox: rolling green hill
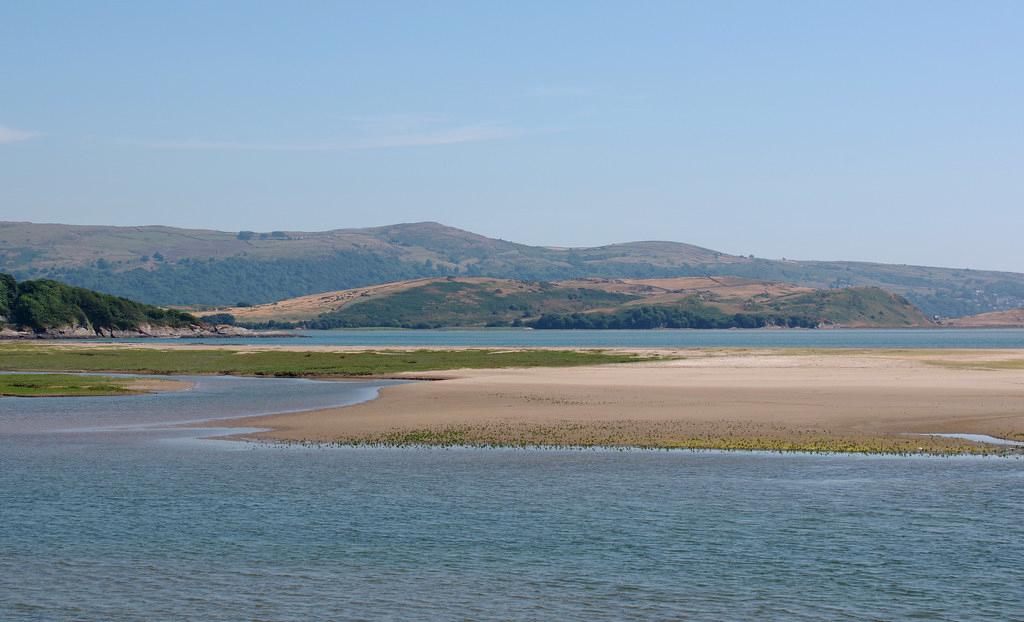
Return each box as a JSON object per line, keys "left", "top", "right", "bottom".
{"left": 2, "top": 220, "right": 1021, "bottom": 317}
{"left": 200, "top": 277, "right": 933, "bottom": 329}
{"left": 308, "top": 279, "right": 638, "bottom": 329}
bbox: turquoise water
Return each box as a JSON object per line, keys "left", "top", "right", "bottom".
{"left": 2, "top": 377, "right": 1023, "bottom": 620}
{"left": 106, "top": 327, "right": 1024, "bottom": 348}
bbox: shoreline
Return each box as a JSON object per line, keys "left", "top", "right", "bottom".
{"left": 228, "top": 438, "right": 1024, "bottom": 458}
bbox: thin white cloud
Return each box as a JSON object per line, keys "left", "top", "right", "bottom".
{"left": 130, "top": 123, "right": 529, "bottom": 152}
{"left": 0, "top": 125, "right": 39, "bottom": 144}
{"left": 349, "top": 123, "right": 527, "bottom": 149}
{"left": 526, "top": 85, "right": 592, "bottom": 98}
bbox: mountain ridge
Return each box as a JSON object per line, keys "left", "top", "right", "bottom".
{"left": 2, "top": 220, "right": 1022, "bottom": 317}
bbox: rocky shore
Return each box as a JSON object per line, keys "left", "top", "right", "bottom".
{"left": 0, "top": 323, "right": 296, "bottom": 339}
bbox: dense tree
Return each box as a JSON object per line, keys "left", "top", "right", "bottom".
{"left": 1, "top": 273, "right": 196, "bottom": 332}
{"left": 529, "top": 305, "right": 818, "bottom": 330}
{"left": 0, "top": 273, "right": 15, "bottom": 317}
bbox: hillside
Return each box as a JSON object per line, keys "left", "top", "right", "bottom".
{"left": 0, "top": 273, "right": 198, "bottom": 337}
{"left": 198, "top": 277, "right": 933, "bottom": 329}
{"left": 943, "top": 308, "right": 1024, "bottom": 328}
{"left": 198, "top": 276, "right": 814, "bottom": 324}
{"left": 3, "top": 220, "right": 1022, "bottom": 317}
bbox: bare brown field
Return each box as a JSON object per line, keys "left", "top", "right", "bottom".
{"left": 197, "top": 278, "right": 445, "bottom": 322}
{"left": 944, "top": 308, "right": 1024, "bottom": 328}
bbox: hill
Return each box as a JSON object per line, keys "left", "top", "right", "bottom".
{"left": 942, "top": 308, "right": 1024, "bottom": 328}
{"left": 198, "top": 277, "right": 933, "bottom": 329}
{"left": 0, "top": 273, "right": 199, "bottom": 337}
{"left": 2, "top": 220, "right": 1021, "bottom": 317}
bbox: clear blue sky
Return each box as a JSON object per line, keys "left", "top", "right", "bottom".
{"left": 2, "top": 1, "right": 1021, "bottom": 271}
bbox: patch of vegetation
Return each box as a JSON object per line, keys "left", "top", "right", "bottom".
{"left": 309, "top": 280, "right": 638, "bottom": 329}
{"left": 0, "top": 345, "right": 652, "bottom": 377}
{"left": 201, "top": 312, "right": 236, "bottom": 325}
{"left": 0, "top": 273, "right": 196, "bottom": 332}
{"left": 321, "top": 422, "right": 1003, "bottom": 455}
{"left": 0, "top": 373, "right": 140, "bottom": 397}
{"left": 0, "top": 272, "right": 15, "bottom": 318}
{"left": 743, "top": 287, "right": 930, "bottom": 327}
{"left": 525, "top": 287, "right": 928, "bottom": 330}
{"left": 530, "top": 299, "right": 817, "bottom": 329}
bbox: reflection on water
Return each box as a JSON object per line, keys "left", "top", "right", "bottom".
{"left": 925, "top": 433, "right": 1024, "bottom": 447}
{"left": 98, "top": 327, "right": 1024, "bottom": 349}
{"left": 1, "top": 376, "right": 1022, "bottom": 621}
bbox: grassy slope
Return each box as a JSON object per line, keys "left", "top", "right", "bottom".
{"left": 206, "top": 276, "right": 812, "bottom": 324}
{"left": 203, "top": 277, "right": 933, "bottom": 329}
{"left": 744, "top": 287, "right": 931, "bottom": 327}
{"left": 310, "top": 279, "right": 639, "bottom": 328}
{"left": 5, "top": 221, "right": 1022, "bottom": 316}
{"left": 943, "top": 308, "right": 1024, "bottom": 327}
{"left": 0, "top": 373, "right": 141, "bottom": 396}
{"left": 0, "top": 344, "right": 650, "bottom": 377}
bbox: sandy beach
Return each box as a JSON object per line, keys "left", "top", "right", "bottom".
{"left": 222, "top": 349, "right": 1024, "bottom": 452}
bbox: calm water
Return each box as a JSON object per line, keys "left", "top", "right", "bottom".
{"left": 2, "top": 377, "right": 1023, "bottom": 620}
{"left": 106, "top": 327, "right": 1024, "bottom": 349}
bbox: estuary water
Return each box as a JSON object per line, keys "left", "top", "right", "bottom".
{"left": 2, "top": 376, "right": 1023, "bottom": 621}
{"left": 106, "top": 327, "right": 1024, "bottom": 349}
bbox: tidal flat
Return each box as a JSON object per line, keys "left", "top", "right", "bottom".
{"left": 217, "top": 348, "right": 1024, "bottom": 455}
{"left": 3, "top": 343, "right": 1024, "bottom": 453}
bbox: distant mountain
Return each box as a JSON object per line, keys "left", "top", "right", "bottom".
{"left": 2, "top": 220, "right": 1022, "bottom": 317}
{"left": 197, "top": 276, "right": 934, "bottom": 330}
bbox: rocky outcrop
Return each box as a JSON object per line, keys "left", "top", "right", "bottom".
{"left": 0, "top": 323, "right": 296, "bottom": 339}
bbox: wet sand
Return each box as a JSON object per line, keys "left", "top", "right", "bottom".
{"left": 124, "top": 377, "right": 195, "bottom": 394}
{"left": 224, "top": 349, "right": 1024, "bottom": 453}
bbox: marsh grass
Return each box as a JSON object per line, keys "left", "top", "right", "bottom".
{"left": 0, "top": 344, "right": 650, "bottom": 377}
{"left": 0, "top": 373, "right": 138, "bottom": 397}
{"left": 315, "top": 421, "right": 1013, "bottom": 455}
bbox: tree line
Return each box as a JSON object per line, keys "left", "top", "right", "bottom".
{"left": 528, "top": 305, "right": 818, "bottom": 329}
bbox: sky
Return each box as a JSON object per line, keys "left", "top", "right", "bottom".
{"left": 1, "top": 1, "right": 1022, "bottom": 271}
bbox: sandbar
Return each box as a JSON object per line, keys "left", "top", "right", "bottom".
{"left": 223, "top": 349, "right": 1024, "bottom": 453}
